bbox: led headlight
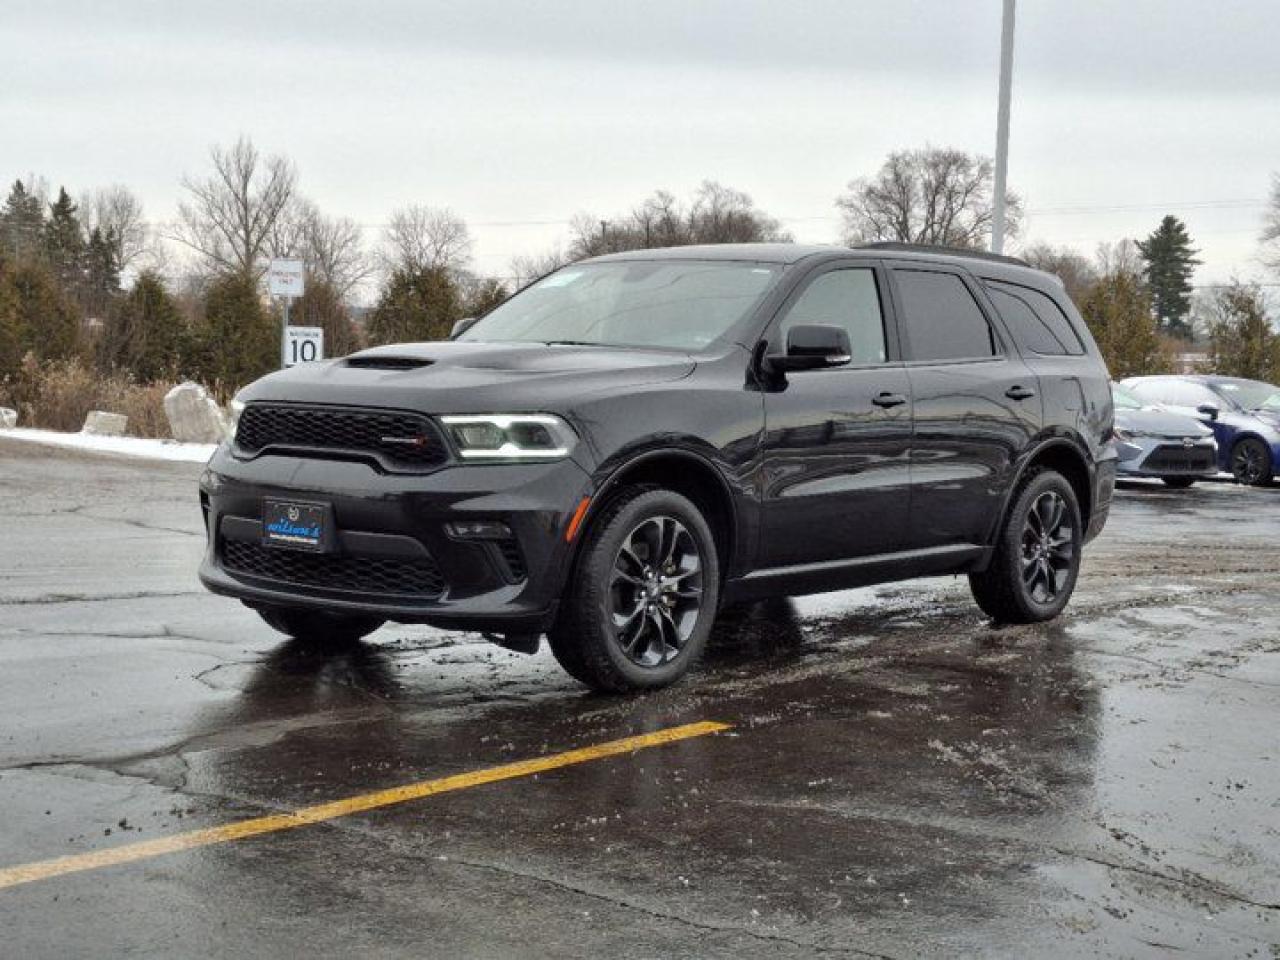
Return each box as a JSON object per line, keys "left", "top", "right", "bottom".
{"left": 440, "top": 414, "right": 578, "bottom": 461}
{"left": 1113, "top": 427, "right": 1152, "bottom": 441}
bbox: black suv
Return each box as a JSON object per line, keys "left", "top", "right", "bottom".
{"left": 200, "top": 243, "right": 1116, "bottom": 691}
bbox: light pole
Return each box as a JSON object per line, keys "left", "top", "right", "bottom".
{"left": 991, "top": 0, "right": 1016, "bottom": 254}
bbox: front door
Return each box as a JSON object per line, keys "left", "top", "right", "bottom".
{"left": 758, "top": 262, "right": 913, "bottom": 568}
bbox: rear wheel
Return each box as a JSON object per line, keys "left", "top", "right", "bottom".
{"left": 256, "top": 606, "right": 384, "bottom": 648}
{"left": 1161, "top": 476, "right": 1196, "bottom": 489}
{"left": 969, "top": 468, "right": 1082, "bottom": 624}
{"left": 1230, "top": 438, "right": 1273, "bottom": 486}
{"left": 548, "top": 486, "right": 720, "bottom": 692}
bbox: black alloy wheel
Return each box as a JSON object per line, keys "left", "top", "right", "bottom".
{"left": 548, "top": 485, "right": 720, "bottom": 692}
{"left": 1231, "top": 438, "right": 1272, "bottom": 486}
{"left": 969, "top": 468, "right": 1083, "bottom": 624}
{"left": 1020, "top": 490, "right": 1075, "bottom": 605}
{"left": 609, "top": 515, "right": 705, "bottom": 667}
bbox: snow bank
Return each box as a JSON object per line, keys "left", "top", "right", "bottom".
{"left": 0, "top": 427, "right": 217, "bottom": 463}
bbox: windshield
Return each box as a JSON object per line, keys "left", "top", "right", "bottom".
{"left": 460, "top": 260, "right": 782, "bottom": 351}
{"left": 1211, "top": 379, "right": 1280, "bottom": 411}
{"left": 1111, "top": 384, "right": 1144, "bottom": 410}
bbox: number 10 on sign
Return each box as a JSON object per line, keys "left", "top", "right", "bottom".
{"left": 284, "top": 326, "right": 324, "bottom": 367}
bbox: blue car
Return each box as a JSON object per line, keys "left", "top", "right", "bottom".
{"left": 1121, "top": 375, "right": 1280, "bottom": 486}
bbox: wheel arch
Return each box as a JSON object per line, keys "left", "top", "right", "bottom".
{"left": 566, "top": 447, "right": 740, "bottom": 586}
{"left": 988, "top": 438, "right": 1094, "bottom": 549}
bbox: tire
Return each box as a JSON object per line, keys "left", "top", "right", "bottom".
{"left": 969, "top": 468, "right": 1083, "bottom": 624}
{"left": 1230, "top": 437, "right": 1273, "bottom": 487}
{"left": 548, "top": 485, "right": 720, "bottom": 693}
{"left": 1161, "top": 476, "right": 1196, "bottom": 489}
{"left": 256, "top": 606, "right": 384, "bottom": 648}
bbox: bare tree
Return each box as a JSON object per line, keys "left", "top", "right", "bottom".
{"left": 381, "top": 205, "right": 472, "bottom": 275}
{"left": 80, "top": 185, "right": 148, "bottom": 270}
{"left": 509, "top": 248, "right": 571, "bottom": 288}
{"left": 568, "top": 181, "right": 790, "bottom": 259}
{"left": 1261, "top": 172, "right": 1280, "bottom": 274}
{"left": 836, "top": 146, "right": 1021, "bottom": 250}
{"left": 1020, "top": 242, "right": 1098, "bottom": 305}
{"left": 170, "top": 136, "right": 298, "bottom": 278}
{"left": 297, "top": 203, "right": 371, "bottom": 298}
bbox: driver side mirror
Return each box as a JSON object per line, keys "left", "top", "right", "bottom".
{"left": 1197, "top": 402, "right": 1220, "bottom": 421}
{"left": 767, "top": 324, "right": 853, "bottom": 373}
{"left": 450, "top": 316, "right": 478, "bottom": 340}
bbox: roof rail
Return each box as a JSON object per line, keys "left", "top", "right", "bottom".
{"left": 857, "top": 242, "right": 1031, "bottom": 268}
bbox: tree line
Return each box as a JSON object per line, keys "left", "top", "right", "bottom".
{"left": 2, "top": 138, "right": 1278, "bottom": 404}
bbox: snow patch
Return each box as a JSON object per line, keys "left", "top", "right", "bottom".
{"left": 0, "top": 427, "right": 217, "bottom": 463}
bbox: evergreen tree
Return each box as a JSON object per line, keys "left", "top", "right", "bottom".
{"left": 0, "top": 180, "right": 46, "bottom": 262}
{"left": 366, "top": 266, "right": 462, "bottom": 346}
{"left": 98, "top": 271, "right": 184, "bottom": 381}
{"left": 0, "top": 256, "right": 25, "bottom": 378}
{"left": 461, "top": 276, "right": 509, "bottom": 318}
{"left": 1205, "top": 281, "right": 1280, "bottom": 383}
{"left": 194, "top": 273, "right": 278, "bottom": 389}
{"left": 83, "top": 226, "right": 122, "bottom": 318}
{"left": 43, "top": 187, "right": 86, "bottom": 293}
{"left": 1080, "top": 265, "right": 1171, "bottom": 379}
{"left": 5, "top": 259, "right": 80, "bottom": 364}
{"left": 1136, "top": 215, "right": 1200, "bottom": 338}
{"left": 294, "top": 274, "right": 362, "bottom": 358}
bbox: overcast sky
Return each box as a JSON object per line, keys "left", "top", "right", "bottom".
{"left": 5, "top": 0, "right": 1279, "bottom": 289}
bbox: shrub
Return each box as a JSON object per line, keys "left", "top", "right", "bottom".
{"left": 0, "top": 354, "right": 177, "bottom": 438}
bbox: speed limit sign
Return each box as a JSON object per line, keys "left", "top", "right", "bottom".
{"left": 283, "top": 326, "right": 324, "bottom": 367}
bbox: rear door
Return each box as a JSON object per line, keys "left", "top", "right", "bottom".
{"left": 888, "top": 265, "right": 1042, "bottom": 550}
{"left": 758, "top": 260, "right": 913, "bottom": 567}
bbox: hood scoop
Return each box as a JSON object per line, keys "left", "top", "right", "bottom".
{"left": 345, "top": 355, "right": 435, "bottom": 370}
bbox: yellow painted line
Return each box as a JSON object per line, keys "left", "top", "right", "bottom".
{"left": 0, "top": 720, "right": 730, "bottom": 892}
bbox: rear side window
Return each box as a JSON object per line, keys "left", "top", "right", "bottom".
{"left": 894, "top": 270, "right": 997, "bottom": 362}
{"left": 984, "top": 281, "right": 1084, "bottom": 356}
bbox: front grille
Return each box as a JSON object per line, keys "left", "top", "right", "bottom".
{"left": 235, "top": 403, "right": 448, "bottom": 469}
{"left": 1141, "top": 444, "right": 1216, "bottom": 474}
{"left": 221, "top": 539, "right": 445, "bottom": 599}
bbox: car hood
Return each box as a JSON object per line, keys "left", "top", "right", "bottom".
{"left": 1115, "top": 407, "right": 1212, "bottom": 437}
{"left": 1251, "top": 408, "right": 1280, "bottom": 430}
{"left": 238, "top": 341, "right": 696, "bottom": 414}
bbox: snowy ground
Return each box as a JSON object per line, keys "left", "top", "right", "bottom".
{"left": 0, "top": 427, "right": 217, "bottom": 463}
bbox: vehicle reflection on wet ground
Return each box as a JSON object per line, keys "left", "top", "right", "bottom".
{"left": 1, "top": 440, "right": 1278, "bottom": 958}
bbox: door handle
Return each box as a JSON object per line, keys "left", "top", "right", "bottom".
{"left": 872, "top": 392, "right": 908, "bottom": 408}
{"left": 1005, "top": 385, "right": 1036, "bottom": 401}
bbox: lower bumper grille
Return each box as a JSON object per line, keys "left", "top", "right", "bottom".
{"left": 1140, "top": 445, "right": 1216, "bottom": 474}
{"left": 220, "top": 539, "right": 445, "bottom": 599}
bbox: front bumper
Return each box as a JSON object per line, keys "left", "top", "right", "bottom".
{"left": 198, "top": 444, "right": 592, "bottom": 633}
{"left": 1116, "top": 437, "right": 1218, "bottom": 479}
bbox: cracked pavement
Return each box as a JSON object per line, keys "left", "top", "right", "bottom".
{"left": 1, "top": 437, "right": 1278, "bottom": 958}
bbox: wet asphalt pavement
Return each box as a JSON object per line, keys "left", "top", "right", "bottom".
{"left": 1, "top": 438, "right": 1278, "bottom": 959}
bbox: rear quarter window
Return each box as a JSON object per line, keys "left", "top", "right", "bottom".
{"left": 983, "top": 280, "right": 1084, "bottom": 356}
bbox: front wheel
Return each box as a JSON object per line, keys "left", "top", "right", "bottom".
{"left": 256, "top": 606, "right": 385, "bottom": 648}
{"left": 969, "top": 468, "right": 1083, "bottom": 624}
{"left": 1231, "top": 438, "right": 1273, "bottom": 486}
{"left": 548, "top": 486, "right": 720, "bottom": 692}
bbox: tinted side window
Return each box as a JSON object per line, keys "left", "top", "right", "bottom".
{"left": 895, "top": 270, "right": 997, "bottom": 362}
{"left": 779, "top": 268, "right": 887, "bottom": 364}
{"left": 984, "top": 281, "right": 1084, "bottom": 356}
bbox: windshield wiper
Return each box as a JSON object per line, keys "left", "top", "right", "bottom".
{"left": 543, "top": 340, "right": 603, "bottom": 347}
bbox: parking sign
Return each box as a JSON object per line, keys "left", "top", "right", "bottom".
{"left": 267, "top": 259, "right": 306, "bottom": 297}
{"left": 283, "top": 326, "right": 324, "bottom": 367}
